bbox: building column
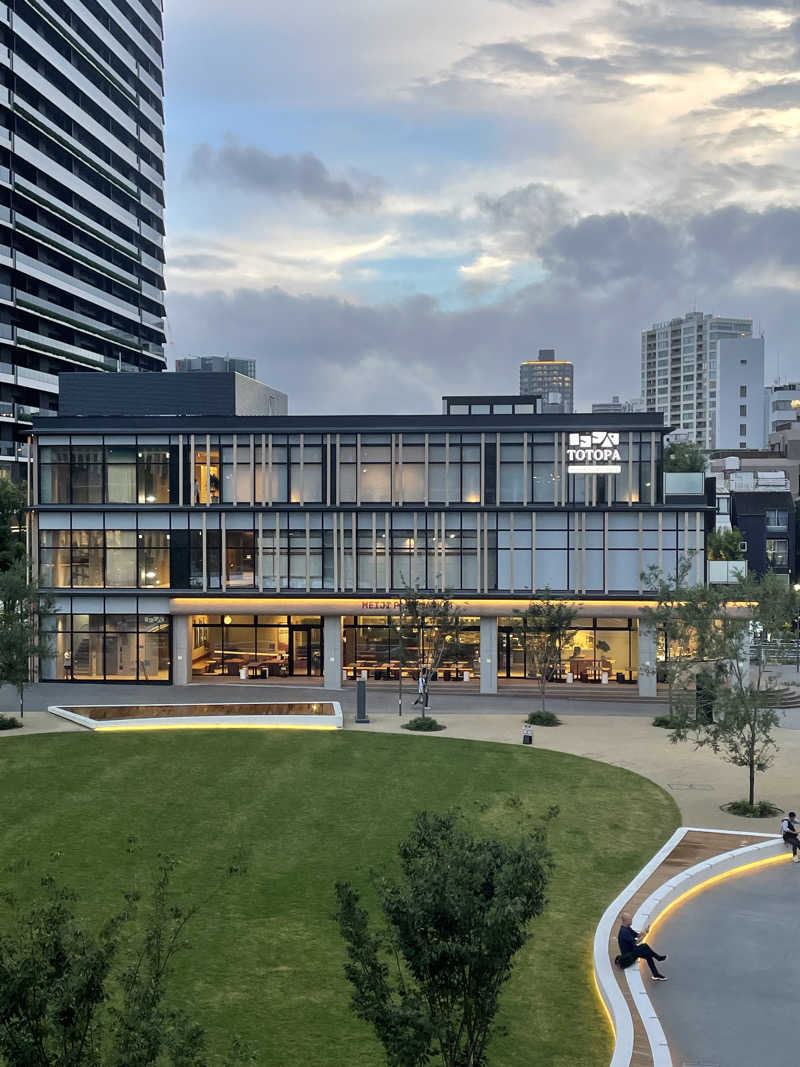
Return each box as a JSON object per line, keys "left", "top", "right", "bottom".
{"left": 479, "top": 616, "right": 498, "bottom": 695}
{"left": 172, "top": 615, "right": 191, "bottom": 686}
{"left": 637, "top": 622, "right": 657, "bottom": 698}
{"left": 324, "top": 615, "right": 343, "bottom": 691}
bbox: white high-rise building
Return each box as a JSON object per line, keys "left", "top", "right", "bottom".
{"left": 715, "top": 337, "right": 765, "bottom": 451}
{"left": 641, "top": 311, "right": 752, "bottom": 448}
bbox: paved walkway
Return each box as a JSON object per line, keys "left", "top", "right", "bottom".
{"left": 654, "top": 860, "right": 797, "bottom": 1067}
{"left": 4, "top": 680, "right": 800, "bottom": 830}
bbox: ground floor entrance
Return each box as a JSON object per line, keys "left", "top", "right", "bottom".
{"left": 190, "top": 614, "right": 323, "bottom": 679}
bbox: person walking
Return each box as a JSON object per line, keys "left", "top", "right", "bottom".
{"left": 63, "top": 648, "right": 73, "bottom": 680}
{"left": 781, "top": 811, "right": 800, "bottom": 862}
{"left": 618, "top": 913, "right": 668, "bottom": 981}
{"left": 413, "top": 669, "right": 426, "bottom": 706}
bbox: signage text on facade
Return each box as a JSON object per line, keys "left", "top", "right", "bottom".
{"left": 566, "top": 431, "right": 622, "bottom": 475}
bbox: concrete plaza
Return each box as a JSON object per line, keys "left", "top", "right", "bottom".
{"left": 653, "top": 859, "right": 798, "bottom": 1067}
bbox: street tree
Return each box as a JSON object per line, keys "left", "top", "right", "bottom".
{"left": 398, "top": 588, "right": 466, "bottom": 714}
{"left": 517, "top": 593, "right": 578, "bottom": 715}
{"left": 334, "top": 810, "right": 553, "bottom": 1067}
{"left": 666, "top": 572, "right": 800, "bottom": 808}
{"left": 0, "top": 477, "right": 25, "bottom": 572}
{"left": 0, "top": 561, "right": 52, "bottom": 718}
{"left": 663, "top": 441, "right": 706, "bottom": 472}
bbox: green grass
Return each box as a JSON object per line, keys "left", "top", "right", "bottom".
{"left": 0, "top": 730, "right": 679, "bottom": 1066}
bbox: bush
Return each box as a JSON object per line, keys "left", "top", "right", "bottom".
{"left": 652, "top": 715, "right": 674, "bottom": 729}
{"left": 525, "top": 711, "right": 562, "bottom": 727}
{"left": 402, "top": 716, "right": 445, "bottom": 732}
{"left": 0, "top": 713, "right": 21, "bottom": 730}
{"left": 721, "top": 799, "right": 782, "bottom": 818}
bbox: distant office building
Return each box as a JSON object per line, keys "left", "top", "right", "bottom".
{"left": 520, "top": 349, "right": 573, "bottom": 413}
{"left": 0, "top": 0, "right": 167, "bottom": 478}
{"left": 715, "top": 337, "right": 765, "bottom": 451}
{"left": 641, "top": 311, "right": 752, "bottom": 448}
{"left": 764, "top": 382, "right": 800, "bottom": 439}
{"left": 592, "top": 395, "right": 646, "bottom": 414}
{"left": 176, "top": 356, "right": 257, "bottom": 379}
{"left": 175, "top": 359, "right": 287, "bottom": 414}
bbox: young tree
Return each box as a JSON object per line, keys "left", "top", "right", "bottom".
{"left": 663, "top": 441, "right": 706, "bottom": 473}
{"left": 0, "top": 849, "right": 249, "bottom": 1067}
{"left": 0, "top": 476, "right": 25, "bottom": 572}
{"left": 334, "top": 810, "right": 553, "bottom": 1067}
{"left": 0, "top": 562, "right": 52, "bottom": 718}
{"left": 706, "top": 528, "right": 745, "bottom": 561}
{"left": 640, "top": 558, "right": 698, "bottom": 718}
{"left": 517, "top": 593, "right": 578, "bottom": 715}
{"left": 666, "top": 572, "right": 800, "bottom": 807}
{"left": 398, "top": 588, "right": 465, "bottom": 714}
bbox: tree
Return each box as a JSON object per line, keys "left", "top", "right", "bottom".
{"left": 398, "top": 588, "right": 466, "bottom": 714}
{"left": 517, "top": 593, "right": 578, "bottom": 715}
{"left": 640, "top": 558, "right": 700, "bottom": 719}
{"left": 334, "top": 810, "right": 553, "bottom": 1067}
{"left": 0, "top": 849, "right": 249, "bottom": 1067}
{"left": 0, "top": 476, "right": 25, "bottom": 572}
{"left": 0, "top": 562, "right": 52, "bottom": 718}
{"left": 706, "top": 528, "right": 745, "bottom": 561}
{"left": 663, "top": 441, "right": 706, "bottom": 472}
{"left": 665, "top": 572, "right": 800, "bottom": 807}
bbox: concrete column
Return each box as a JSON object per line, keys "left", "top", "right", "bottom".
{"left": 637, "top": 622, "right": 657, "bottom": 698}
{"left": 479, "top": 616, "right": 498, "bottom": 695}
{"left": 172, "top": 615, "right": 191, "bottom": 686}
{"left": 324, "top": 616, "right": 343, "bottom": 691}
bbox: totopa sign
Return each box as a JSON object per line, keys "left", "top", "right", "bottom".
{"left": 567, "top": 431, "right": 622, "bottom": 474}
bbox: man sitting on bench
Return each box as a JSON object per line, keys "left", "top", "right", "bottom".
{"left": 618, "top": 912, "right": 668, "bottom": 981}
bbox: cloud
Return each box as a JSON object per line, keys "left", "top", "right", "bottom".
{"left": 169, "top": 253, "right": 238, "bottom": 272}
{"left": 184, "top": 137, "right": 384, "bottom": 211}
{"left": 715, "top": 80, "right": 800, "bottom": 110}
{"left": 168, "top": 203, "right": 800, "bottom": 414}
{"left": 459, "top": 254, "right": 513, "bottom": 280}
{"left": 476, "top": 182, "right": 574, "bottom": 254}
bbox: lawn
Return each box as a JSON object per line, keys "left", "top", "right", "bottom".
{"left": 0, "top": 730, "right": 679, "bottom": 1066}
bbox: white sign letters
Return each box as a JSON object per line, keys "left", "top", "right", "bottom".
{"left": 566, "top": 431, "right": 622, "bottom": 474}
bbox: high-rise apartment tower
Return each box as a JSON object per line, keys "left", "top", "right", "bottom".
{"left": 0, "top": 0, "right": 166, "bottom": 474}
{"left": 641, "top": 311, "right": 751, "bottom": 448}
{"left": 520, "top": 349, "right": 573, "bottom": 413}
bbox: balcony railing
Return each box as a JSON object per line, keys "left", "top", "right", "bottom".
{"left": 664, "top": 471, "right": 706, "bottom": 497}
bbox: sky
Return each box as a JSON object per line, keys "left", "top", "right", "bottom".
{"left": 162, "top": 0, "right": 800, "bottom": 414}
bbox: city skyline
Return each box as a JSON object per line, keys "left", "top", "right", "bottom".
{"left": 164, "top": 0, "right": 798, "bottom": 414}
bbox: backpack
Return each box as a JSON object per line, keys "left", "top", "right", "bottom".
{"left": 614, "top": 952, "right": 637, "bottom": 969}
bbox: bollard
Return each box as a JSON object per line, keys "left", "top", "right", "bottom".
{"left": 355, "top": 679, "right": 370, "bottom": 724}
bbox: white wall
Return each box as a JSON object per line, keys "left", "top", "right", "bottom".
{"left": 716, "top": 337, "right": 765, "bottom": 451}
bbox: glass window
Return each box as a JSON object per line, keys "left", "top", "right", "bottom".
{"left": 71, "top": 446, "right": 103, "bottom": 504}
{"left": 138, "top": 446, "right": 170, "bottom": 503}
{"left": 766, "top": 539, "right": 789, "bottom": 567}
{"left": 105, "top": 445, "right": 137, "bottom": 503}
{"left": 106, "top": 529, "right": 137, "bottom": 587}
{"left": 71, "top": 530, "right": 103, "bottom": 586}
{"left": 765, "top": 509, "right": 788, "bottom": 529}
{"left": 39, "top": 445, "right": 71, "bottom": 504}
{"left": 39, "top": 529, "right": 70, "bottom": 587}
{"left": 138, "top": 531, "right": 170, "bottom": 587}
{"left": 226, "top": 530, "right": 255, "bottom": 588}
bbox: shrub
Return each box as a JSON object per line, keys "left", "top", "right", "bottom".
{"left": 652, "top": 715, "right": 674, "bottom": 729}
{"left": 525, "top": 711, "right": 562, "bottom": 727}
{"left": 721, "top": 799, "right": 782, "bottom": 818}
{"left": 401, "top": 716, "right": 445, "bottom": 732}
{"left": 0, "top": 713, "right": 21, "bottom": 730}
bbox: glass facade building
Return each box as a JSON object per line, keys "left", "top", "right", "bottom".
{"left": 30, "top": 394, "right": 712, "bottom": 693}
{"left": 0, "top": 0, "right": 166, "bottom": 474}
